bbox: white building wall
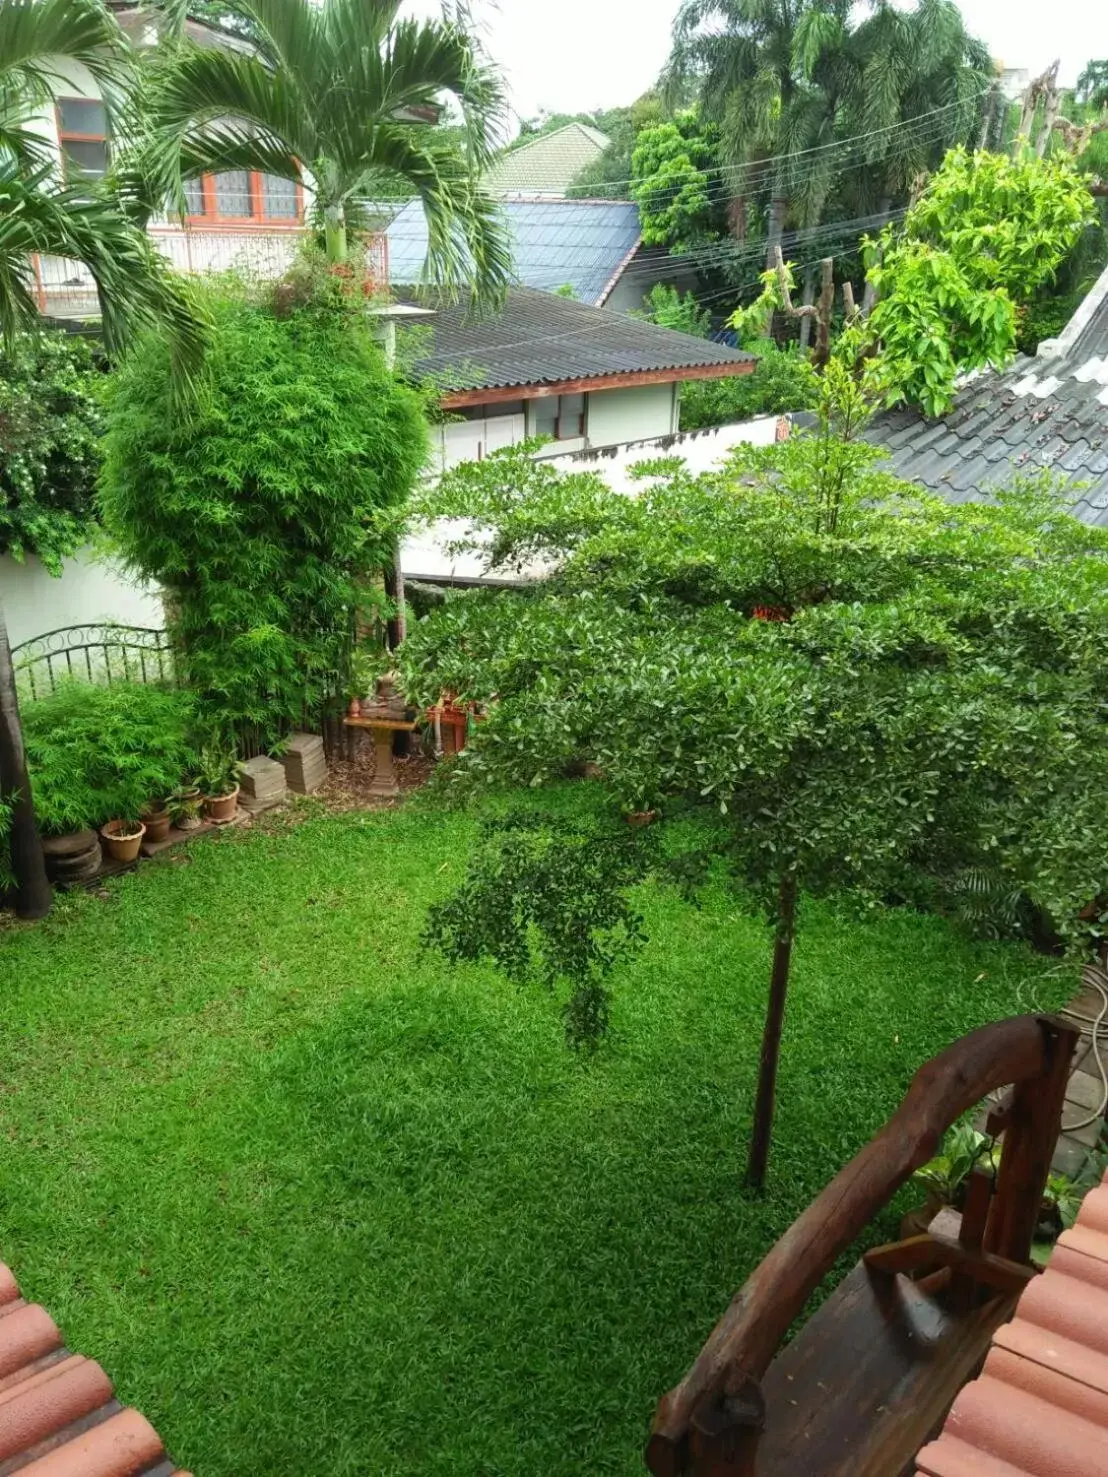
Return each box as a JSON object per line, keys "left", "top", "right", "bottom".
{"left": 403, "top": 415, "right": 783, "bottom": 583}
{"left": 582, "top": 383, "right": 678, "bottom": 448}
{"left": 2, "top": 550, "right": 164, "bottom": 650}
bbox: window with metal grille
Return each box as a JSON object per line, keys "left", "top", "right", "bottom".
{"left": 179, "top": 171, "right": 303, "bottom": 224}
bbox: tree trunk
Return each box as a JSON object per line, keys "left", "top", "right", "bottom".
{"left": 0, "top": 605, "right": 51, "bottom": 920}
{"left": 746, "top": 871, "right": 798, "bottom": 1189}
{"left": 728, "top": 194, "right": 747, "bottom": 245}
{"left": 797, "top": 266, "right": 816, "bottom": 351}
{"left": 812, "top": 258, "right": 835, "bottom": 368}
{"left": 323, "top": 203, "right": 347, "bottom": 264}
{"left": 765, "top": 193, "right": 788, "bottom": 270}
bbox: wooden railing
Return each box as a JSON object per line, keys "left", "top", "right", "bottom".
{"left": 645, "top": 1013, "right": 1078, "bottom": 1477}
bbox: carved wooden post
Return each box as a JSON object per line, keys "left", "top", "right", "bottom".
{"left": 985, "top": 1017, "right": 1077, "bottom": 1263}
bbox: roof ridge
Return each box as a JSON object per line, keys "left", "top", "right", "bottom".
{"left": 1038, "top": 259, "right": 1108, "bottom": 363}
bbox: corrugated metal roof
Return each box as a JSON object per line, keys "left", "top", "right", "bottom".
{"left": 867, "top": 273, "right": 1108, "bottom": 525}
{"left": 915, "top": 1171, "right": 1108, "bottom": 1477}
{"left": 0, "top": 1256, "right": 189, "bottom": 1474}
{"left": 404, "top": 285, "right": 756, "bottom": 394}
{"left": 386, "top": 198, "right": 643, "bottom": 305}
{"left": 485, "top": 122, "right": 611, "bottom": 197}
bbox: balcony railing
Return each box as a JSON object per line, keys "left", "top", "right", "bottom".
{"left": 30, "top": 226, "right": 389, "bottom": 320}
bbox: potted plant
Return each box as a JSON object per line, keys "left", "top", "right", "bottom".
{"left": 141, "top": 798, "right": 172, "bottom": 843}
{"left": 168, "top": 782, "right": 203, "bottom": 831}
{"left": 100, "top": 815, "right": 146, "bottom": 863}
{"left": 900, "top": 1120, "right": 998, "bottom": 1237}
{"left": 198, "top": 745, "right": 243, "bottom": 823}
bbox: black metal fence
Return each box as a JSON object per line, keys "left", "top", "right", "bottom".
{"left": 12, "top": 622, "right": 347, "bottom": 760}
{"left": 12, "top": 624, "right": 178, "bottom": 700}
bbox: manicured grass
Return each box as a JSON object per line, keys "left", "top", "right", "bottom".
{"left": 0, "top": 797, "right": 1072, "bottom": 1476}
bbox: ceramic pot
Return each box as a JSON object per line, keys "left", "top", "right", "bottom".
{"left": 100, "top": 819, "right": 146, "bottom": 863}
{"left": 141, "top": 806, "right": 171, "bottom": 843}
{"left": 203, "top": 786, "right": 240, "bottom": 824}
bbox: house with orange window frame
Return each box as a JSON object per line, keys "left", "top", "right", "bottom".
{"left": 29, "top": 5, "right": 387, "bottom": 319}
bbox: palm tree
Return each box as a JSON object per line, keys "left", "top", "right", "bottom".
{"left": 837, "top": 0, "right": 991, "bottom": 220}
{"left": 141, "top": 0, "right": 512, "bottom": 293}
{"left": 0, "top": 0, "right": 203, "bottom": 919}
{"left": 667, "top": 0, "right": 852, "bottom": 267}
{"left": 0, "top": 0, "right": 203, "bottom": 358}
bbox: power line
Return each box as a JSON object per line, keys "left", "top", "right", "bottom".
{"left": 563, "top": 88, "right": 992, "bottom": 200}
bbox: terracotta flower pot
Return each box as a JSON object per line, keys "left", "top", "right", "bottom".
{"left": 625, "top": 809, "right": 657, "bottom": 828}
{"left": 100, "top": 819, "right": 146, "bottom": 863}
{"left": 204, "top": 785, "right": 240, "bottom": 824}
{"left": 141, "top": 806, "right": 171, "bottom": 843}
{"left": 347, "top": 696, "right": 362, "bottom": 718}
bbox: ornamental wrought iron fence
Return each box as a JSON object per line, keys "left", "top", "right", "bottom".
{"left": 11, "top": 623, "right": 349, "bottom": 760}
{"left": 12, "top": 624, "right": 178, "bottom": 700}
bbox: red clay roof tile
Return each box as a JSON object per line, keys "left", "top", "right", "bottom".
{"left": 916, "top": 1171, "right": 1108, "bottom": 1477}
{"left": 0, "top": 1261, "right": 187, "bottom": 1477}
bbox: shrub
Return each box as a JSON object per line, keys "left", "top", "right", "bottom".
{"left": 0, "top": 330, "right": 103, "bottom": 572}
{"left": 679, "top": 342, "right": 819, "bottom": 429}
{"left": 98, "top": 282, "right": 428, "bottom": 745}
{"left": 22, "top": 681, "right": 199, "bottom": 834}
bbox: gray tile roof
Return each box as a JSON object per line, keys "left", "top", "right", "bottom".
{"left": 404, "top": 286, "right": 756, "bottom": 395}
{"left": 868, "top": 265, "right": 1108, "bottom": 523}
{"left": 485, "top": 122, "right": 611, "bottom": 197}
{"left": 386, "top": 198, "right": 642, "bottom": 305}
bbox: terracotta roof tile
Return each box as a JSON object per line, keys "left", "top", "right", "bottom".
{"left": 0, "top": 1261, "right": 187, "bottom": 1477}
{"left": 916, "top": 1172, "right": 1108, "bottom": 1476}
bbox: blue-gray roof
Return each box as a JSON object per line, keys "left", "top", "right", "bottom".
{"left": 386, "top": 199, "right": 642, "bottom": 305}
{"left": 867, "top": 266, "right": 1108, "bottom": 525}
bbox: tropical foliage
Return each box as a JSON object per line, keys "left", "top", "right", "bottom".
{"left": 22, "top": 680, "right": 198, "bottom": 833}
{"left": 402, "top": 365, "right": 1108, "bottom": 1178}
{"left": 139, "top": 0, "right": 512, "bottom": 288}
{"left": 0, "top": 329, "right": 103, "bottom": 571}
{"left": 630, "top": 112, "right": 726, "bottom": 252}
{"left": 98, "top": 278, "right": 427, "bottom": 745}
{"left": 865, "top": 148, "right": 1096, "bottom": 414}
{"left": 664, "top": 0, "right": 991, "bottom": 265}
{"left": 0, "top": 0, "right": 202, "bottom": 365}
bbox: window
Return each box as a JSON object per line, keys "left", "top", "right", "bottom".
{"left": 533, "top": 393, "right": 586, "bottom": 440}
{"left": 57, "top": 98, "right": 109, "bottom": 180}
{"left": 180, "top": 170, "right": 303, "bottom": 224}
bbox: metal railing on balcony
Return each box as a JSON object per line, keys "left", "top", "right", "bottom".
{"left": 30, "top": 227, "right": 389, "bottom": 320}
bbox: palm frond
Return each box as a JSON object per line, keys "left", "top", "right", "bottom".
{"left": 0, "top": 162, "right": 207, "bottom": 382}
{"left": 0, "top": 0, "right": 132, "bottom": 109}
{"left": 365, "top": 128, "right": 511, "bottom": 305}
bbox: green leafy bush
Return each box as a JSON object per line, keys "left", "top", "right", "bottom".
{"left": 98, "top": 282, "right": 428, "bottom": 745}
{"left": 22, "top": 681, "right": 199, "bottom": 834}
{"left": 0, "top": 330, "right": 103, "bottom": 572}
{"left": 679, "top": 342, "right": 819, "bottom": 429}
{"left": 866, "top": 148, "right": 1096, "bottom": 415}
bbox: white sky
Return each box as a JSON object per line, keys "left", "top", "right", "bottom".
{"left": 404, "top": 0, "right": 1108, "bottom": 133}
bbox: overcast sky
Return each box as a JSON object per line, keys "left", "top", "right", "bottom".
{"left": 404, "top": 0, "right": 1108, "bottom": 132}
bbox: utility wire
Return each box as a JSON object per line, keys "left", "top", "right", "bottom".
{"left": 561, "top": 89, "right": 993, "bottom": 199}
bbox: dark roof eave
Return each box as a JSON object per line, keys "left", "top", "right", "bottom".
{"left": 439, "top": 359, "right": 758, "bottom": 408}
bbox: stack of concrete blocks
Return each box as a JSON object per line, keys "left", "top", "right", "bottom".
{"left": 238, "top": 755, "right": 288, "bottom": 815}
{"left": 282, "top": 732, "right": 327, "bottom": 794}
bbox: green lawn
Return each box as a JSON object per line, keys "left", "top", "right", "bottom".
{"left": 0, "top": 796, "right": 1072, "bottom": 1476}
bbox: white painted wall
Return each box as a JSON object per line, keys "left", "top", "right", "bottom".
{"left": 582, "top": 383, "right": 678, "bottom": 448}
{"left": 538, "top": 415, "right": 782, "bottom": 490}
{"left": 403, "top": 414, "right": 784, "bottom": 582}
{"left": 1, "top": 550, "right": 164, "bottom": 650}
